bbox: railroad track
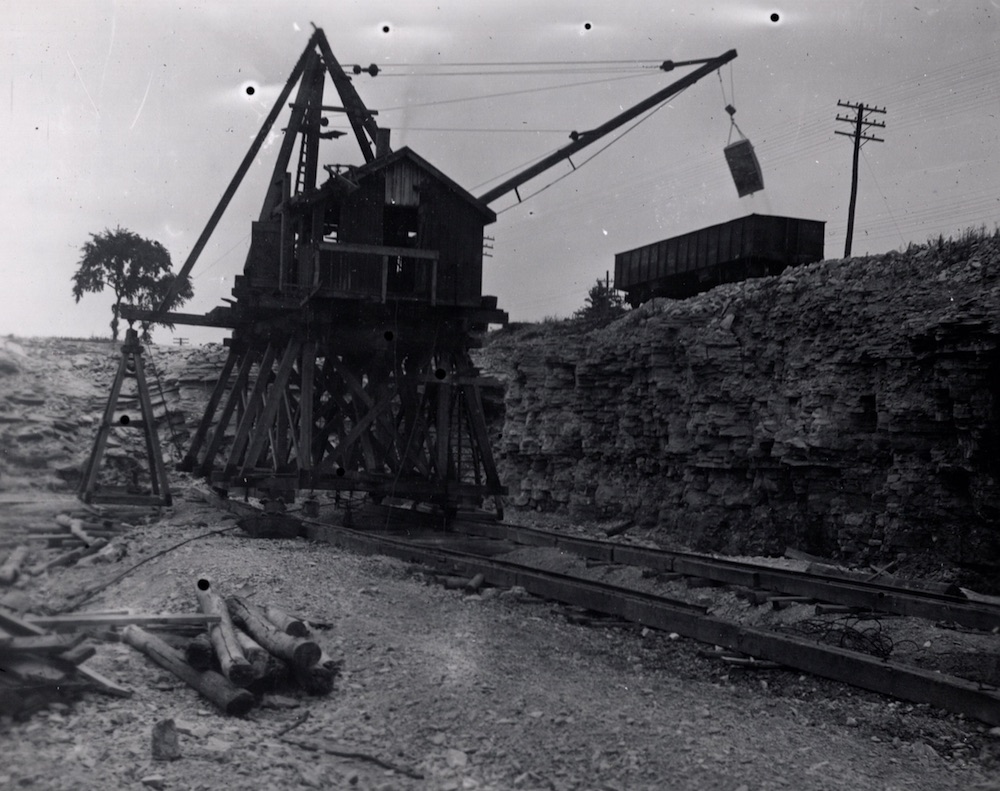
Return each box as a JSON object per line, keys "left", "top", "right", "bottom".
{"left": 217, "top": 498, "right": 1000, "bottom": 726}
{"left": 447, "top": 518, "right": 1000, "bottom": 632}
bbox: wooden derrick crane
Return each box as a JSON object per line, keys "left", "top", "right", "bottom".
{"left": 102, "top": 28, "right": 736, "bottom": 518}
{"left": 111, "top": 28, "right": 506, "bottom": 515}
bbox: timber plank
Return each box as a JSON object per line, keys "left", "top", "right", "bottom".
{"left": 27, "top": 613, "right": 221, "bottom": 630}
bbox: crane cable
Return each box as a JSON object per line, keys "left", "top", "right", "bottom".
{"left": 496, "top": 86, "right": 690, "bottom": 215}
{"left": 718, "top": 64, "right": 747, "bottom": 145}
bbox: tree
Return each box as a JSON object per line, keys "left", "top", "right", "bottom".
{"left": 72, "top": 227, "right": 193, "bottom": 341}
{"left": 573, "top": 276, "right": 627, "bottom": 326}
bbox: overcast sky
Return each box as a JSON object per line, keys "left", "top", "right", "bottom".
{"left": 1, "top": 1, "right": 997, "bottom": 344}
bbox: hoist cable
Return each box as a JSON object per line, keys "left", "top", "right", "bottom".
{"left": 496, "top": 88, "right": 686, "bottom": 214}
{"left": 377, "top": 71, "right": 654, "bottom": 113}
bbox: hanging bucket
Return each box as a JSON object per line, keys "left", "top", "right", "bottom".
{"left": 724, "top": 138, "right": 764, "bottom": 197}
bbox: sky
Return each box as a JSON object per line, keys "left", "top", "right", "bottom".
{"left": 1, "top": 1, "right": 997, "bottom": 344}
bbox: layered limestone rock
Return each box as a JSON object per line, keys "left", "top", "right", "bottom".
{"left": 489, "top": 232, "right": 1000, "bottom": 577}
{"left": 0, "top": 337, "right": 227, "bottom": 493}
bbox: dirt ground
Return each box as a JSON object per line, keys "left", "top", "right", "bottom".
{"left": 2, "top": 336, "right": 1000, "bottom": 790}
{"left": 2, "top": 485, "right": 1000, "bottom": 791}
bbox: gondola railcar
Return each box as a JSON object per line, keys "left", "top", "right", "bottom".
{"left": 614, "top": 213, "right": 825, "bottom": 306}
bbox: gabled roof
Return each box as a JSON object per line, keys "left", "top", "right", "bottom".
{"left": 347, "top": 146, "right": 497, "bottom": 223}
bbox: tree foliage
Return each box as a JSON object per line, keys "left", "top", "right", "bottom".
{"left": 72, "top": 227, "right": 193, "bottom": 341}
{"left": 573, "top": 277, "right": 627, "bottom": 326}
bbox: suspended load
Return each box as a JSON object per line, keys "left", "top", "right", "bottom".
{"left": 725, "top": 138, "right": 764, "bottom": 197}
{"left": 722, "top": 99, "right": 763, "bottom": 197}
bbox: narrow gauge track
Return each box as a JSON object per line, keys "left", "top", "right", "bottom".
{"left": 447, "top": 518, "right": 1000, "bottom": 633}
{"left": 218, "top": 500, "right": 1000, "bottom": 727}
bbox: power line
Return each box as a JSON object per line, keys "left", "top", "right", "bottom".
{"left": 861, "top": 147, "right": 905, "bottom": 249}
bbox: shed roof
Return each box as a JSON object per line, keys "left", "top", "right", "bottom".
{"left": 347, "top": 147, "right": 497, "bottom": 223}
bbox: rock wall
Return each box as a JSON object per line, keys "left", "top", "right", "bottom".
{"left": 0, "top": 337, "right": 228, "bottom": 494}
{"left": 489, "top": 233, "right": 1000, "bottom": 579}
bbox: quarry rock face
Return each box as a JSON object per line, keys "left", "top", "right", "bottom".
{"left": 0, "top": 337, "right": 228, "bottom": 495}
{"left": 490, "top": 233, "right": 1000, "bottom": 577}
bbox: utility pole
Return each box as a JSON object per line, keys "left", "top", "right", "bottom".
{"left": 835, "top": 100, "right": 886, "bottom": 257}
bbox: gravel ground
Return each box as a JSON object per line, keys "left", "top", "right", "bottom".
{"left": 3, "top": 486, "right": 1000, "bottom": 791}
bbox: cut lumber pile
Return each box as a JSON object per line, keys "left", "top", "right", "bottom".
{"left": 0, "top": 605, "right": 132, "bottom": 720}
{"left": 0, "top": 512, "right": 131, "bottom": 571}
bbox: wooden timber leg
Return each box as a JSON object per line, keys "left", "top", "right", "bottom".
{"left": 462, "top": 383, "right": 505, "bottom": 519}
{"left": 199, "top": 347, "right": 259, "bottom": 478}
{"left": 132, "top": 349, "right": 171, "bottom": 504}
{"left": 79, "top": 328, "right": 172, "bottom": 506}
{"left": 222, "top": 342, "right": 278, "bottom": 476}
{"left": 179, "top": 346, "right": 239, "bottom": 472}
{"left": 79, "top": 344, "right": 130, "bottom": 501}
{"left": 434, "top": 380, "right": 452, "bottom": 486}
{"left": 237, "top": 338, "right": 302, "bottom": 479}
{"left": 298, "top": 341, "right": 316, "bottom": 483}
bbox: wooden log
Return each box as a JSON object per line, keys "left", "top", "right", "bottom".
{"left": 294, "top": 651, "right": 338, "bottom": 696}
{"left": 234, "top": 628, "right": 286, "bottom": 686}
{"left": 604, "top": 519, "right": 634, "bottom": 538}
{"left": 69, "top": 519, "right": 97, "bottom": 546}
{"left": 57, "top": 642, "right": 97, "bottom": 666}
{"left": 25, "top": 538, "right": 108, "bottom": 576}
{"left": 226, "top": 597, "right": 320, "bottom": 670}
{"left": 769, "top": 595, "right": 815, "bottom": 610}
{"left": 292, "top": 625, "right": 342, "bottom": 696}
{"left": 0, "top": 545, "right": 30, "bottom": 585}
{"left": 74, "top": 664, "right": 133, "bottom": 699}
{"left": 195, "top": 582, "right": 255, "bottom": 687}
{"left": 465, "top": 573, "right": 485, "bottom": 593}
{"left": 184, "top": 632, "right": 215, "bottom": 671}
{"left": 263, "top": 604, "right": 309, "bottom": 637}
{"left": 46, "top": 537, "right": 86, "bottom": 550}
{"left": 54, "top": 514, "right": 96, "bottom": 544}
{"left": 57, "top": 514, "right": 128, "bottom": 536}
{"left": 0, "top": 633, "right": 86, "bottom": 655}
{"left": 121, "top": 625, "right": 255, "bottom": 716}
{"left": 26, "top": 613, "right": 220, "bottom": 631}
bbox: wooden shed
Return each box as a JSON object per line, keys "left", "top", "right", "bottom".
{"left": 242, "top": 147, "right": 497, "bottom": 310}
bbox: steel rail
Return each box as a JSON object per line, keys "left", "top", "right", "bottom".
{"left": 290, "top": 517, "right": 1000, "bottom": 726}
{"left": 201, "top": 492, "right": 1000, "bottom": 725}
{"left": 450, "top": 519, "right": 1000, "bottom": 632}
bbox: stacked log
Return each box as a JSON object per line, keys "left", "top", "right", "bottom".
{"left": 129, "top": 585, "right": 341, "bottom": 716}
{"left": 122, "top": 625, "right": 254, "bottom": 717}
{"left": 194, "top": 580, "right": 255, "bottom": 687}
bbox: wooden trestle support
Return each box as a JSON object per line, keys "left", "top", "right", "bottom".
{"left": 178, "top": 326, "right": 505, "bottom": 517}
{"left": 79, "top": 328, "right": 172, "bottom": 507}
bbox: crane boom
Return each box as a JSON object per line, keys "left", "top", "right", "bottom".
{"left": 476, "top": 49, "right": 737, "bottom": 206}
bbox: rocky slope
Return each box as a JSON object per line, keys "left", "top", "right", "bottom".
{"left": 487, "top": 231, "right": 1000, "bottom": 585}
{"left": 0, "top": 336, "right": 227, "bottom": 497}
